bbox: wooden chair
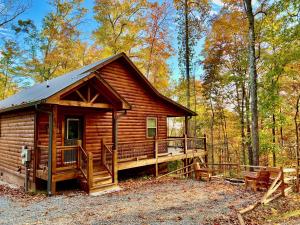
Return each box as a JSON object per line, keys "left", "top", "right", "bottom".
{"left": 244, "top": 169, "right": 270, "bottom": 192}
{"left": 193, "top": 162, "right": 212, "bottom": 181}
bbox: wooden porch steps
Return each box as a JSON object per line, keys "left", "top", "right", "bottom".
{"left": 79, "top": 165, "right": 118, "bottom": 195}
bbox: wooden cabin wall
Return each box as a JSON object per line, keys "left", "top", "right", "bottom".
{"left": 85, "top": 111, "right": 112, "bottom": 158}
{"left": 96, "top": 59, "right": 185, "bottom": 158}
{"left": 0, "top": 110, "right": 35, "bottom": 186}
{"left": 35, "top": 59, "right": 190, "bottom": 162}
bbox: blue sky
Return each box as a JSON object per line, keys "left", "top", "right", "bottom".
{"left": 11, "top": 0, "right": 223, "bottom": 84}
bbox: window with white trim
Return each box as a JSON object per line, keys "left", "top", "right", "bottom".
{"left": 147, "top": 117, "right": 157, "bottom": 138}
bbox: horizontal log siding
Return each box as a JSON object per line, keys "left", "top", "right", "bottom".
{"left": 0, "top": 110, "right": 35, "bottom": 180}
{"left": 36, "top": 59, "right": 188, "bottom": 161}
{"left": 97, "top": 60, "right": 184, "bottom": 158}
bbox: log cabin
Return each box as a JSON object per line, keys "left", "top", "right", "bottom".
{"left": 0, "top": 53, "right": 207, "bottom": 195}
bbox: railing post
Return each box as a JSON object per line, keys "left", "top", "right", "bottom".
{"left": 112, "top": 109, "right": 118, "bottom": 184}
{"left": 77, "top": 140, "right": 82, "bottom": 169}
{"left": 184, "top": 134, "right": 188, "bottom": 154}
{"left": 155, "top": 138, "right": 158, "bottom": 177}
{"left": 87, "top": 152, "right": 93, "bottom": 189}
{"left": 113, "top": 150, "right": 118, "bottom": 184}
{"left": 101, "top": 138, "right": 106, "bottom": 165}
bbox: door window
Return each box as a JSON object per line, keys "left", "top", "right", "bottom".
{"left": 67, "top": 118, "right": 80, "bottom": 140}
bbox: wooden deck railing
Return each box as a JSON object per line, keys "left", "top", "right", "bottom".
{"left": 102, "top": 142, "right": 113, "bottom": 175}
{"left": 56, "top": 145, "right": 78, "bottom": 170}
{"left": 116, "top": 136, "right": 207, "bottom": 160}
{"left": 37, "top": 143, "right": 94, "bottom": 189}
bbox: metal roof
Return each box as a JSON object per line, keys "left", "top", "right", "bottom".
{"left": 0, "top": 55, "right": 117, "bottom": 112}
{"left": 0, "top": 53, "right": 196, "bottom": 116}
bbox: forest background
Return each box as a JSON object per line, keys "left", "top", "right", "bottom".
{"left": 0, "top": 0, "right": 299, "bottom": 167}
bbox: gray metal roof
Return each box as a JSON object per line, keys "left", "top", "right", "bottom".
{"left": 0, "top": 55, "right": 117, "bottom": 112}
{"left": 0, "top": 52, "right": 196, "bottom": 116}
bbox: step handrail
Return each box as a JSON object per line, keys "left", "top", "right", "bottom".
{"left": 77, "top": 143, "right": 93, "bottom": 188}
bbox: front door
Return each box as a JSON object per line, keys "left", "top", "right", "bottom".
{"left": 64, "top": 116, "right": 83, "bottom": 163}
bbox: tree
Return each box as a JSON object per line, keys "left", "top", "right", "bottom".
{"left": 142, "top": 1, "right": 173, "bottom": 93}
{"left": 175, "top": 0, "right": 210, "bottom": 109}
{"left": 203, "top": 1, "right": 253, "bottom": 165}
{"left": 93, "top": 0, "right": 147, "bottom": 57}
{"left": 0, "top": 0, "right": 29, "bottom": 28}
{"left": 93, "top": 0, "right": 173, "bottom": 94}
{"left": 14, "top": 0, "right": 88, "bottom": 82}
{"left": 243, "top": 0, "right": 260, "bottom": 165}
{"left": 0, "top": 40, "right": 21, "bottom": 99}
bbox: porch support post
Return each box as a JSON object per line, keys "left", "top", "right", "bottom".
{"left": 112, "top": 109, "right": 118, "bottom": 184}
{"left": 184, "top": 116, "right": 189, "bottom": 176}
{"left": 51, "top": 105, "right": 57, "bottom": 194}
{"left": 184, "top": 116, "right": 189, "bottom": 138}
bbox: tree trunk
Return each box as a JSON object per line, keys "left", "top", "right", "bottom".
{"left": 209, "top": 96, "right": 215, "bottom": 165}
{"left": 295, "top": 95, "right": 300, "bottom": 167}
{"left": 241, "top": 83, "right": 246, "bottom": 164}
{"left": 280, "top": 108, "right": 284, "bottom": 147}
{"left": 243, "top": 0, "right": 259, "bottom": 166}
{"left": 236, "top": 80, "right": 246, "bottom": 165}
{"left": 246, "top": 91, "right": 253, "bottom": 165}
{"left": 184, "top": 0, "right": 191, "bottom": 109}
{"left": 272, "top": 114, "right": 276, "bottom": 167}
{"left": 295, "top": 96, "right": 300, "bottom": 193}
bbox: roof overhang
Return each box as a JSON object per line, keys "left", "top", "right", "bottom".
{"left": 46, "top": 72, "right": 131, "bottom": 111}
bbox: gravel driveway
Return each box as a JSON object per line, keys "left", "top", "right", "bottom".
{"left": 0, "top": 178, "right": 261, "bottom": 225}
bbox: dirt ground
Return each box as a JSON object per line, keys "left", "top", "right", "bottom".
{"left": 0, "top": 178, "right": 299, "bottom": 225}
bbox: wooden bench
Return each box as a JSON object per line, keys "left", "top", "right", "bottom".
{"left": 193, "top": 162, "right": 212, "bottom": 181}
{"left": 244, "top": 169, "right": 270, "bottom": 192}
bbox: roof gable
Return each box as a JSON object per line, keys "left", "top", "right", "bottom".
{"left": 0, "top": 53, "right": 195, "bottom": 116}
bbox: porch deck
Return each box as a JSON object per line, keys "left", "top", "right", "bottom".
{"left": 36, "top": 137, "right": 207, "bottom": 194}
{"left": 118, "top": 149, "right": 206, "bottom": 170}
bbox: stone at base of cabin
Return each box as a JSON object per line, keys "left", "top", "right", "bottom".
{"left": 89, "top": 185, "right": 121, "bottom": 196}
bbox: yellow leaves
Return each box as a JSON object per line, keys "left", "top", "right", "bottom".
{"left": 93, "top": 0, "right": 173, "bottom": 94}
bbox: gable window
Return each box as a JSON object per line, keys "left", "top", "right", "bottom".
{"left": 147, "top": 117, "right": 157, "bottom": 138}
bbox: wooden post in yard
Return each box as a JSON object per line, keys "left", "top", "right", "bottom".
{"left": 280, "top": 167, "right": 285, "bottom": 197}
{"left": 296, "top": 166, "right": 299, "bottom": 193}
{"left": 155, "top": 138, "right": 159, "bottom": 177}
{"left": 51, "top": 105, "right": 57, "bottom": 194}
{"left": 204, "top": 134, "right": 208, "bottom": 166}
{"left": 184, "top": 134, "right": 188, "bottom": 177}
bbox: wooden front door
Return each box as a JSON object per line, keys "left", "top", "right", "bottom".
{"left": 64, "top": 116, "right": 83, "bottom": 163}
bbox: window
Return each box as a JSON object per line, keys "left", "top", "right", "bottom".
{"left": 65, "top": 117, "right": 82, "bottom": 163}
{"left": 147, "top": 117, "right": 157, "bottom": 138}
{"left": 66, "top": 118, "right": 80, "bottom": 140}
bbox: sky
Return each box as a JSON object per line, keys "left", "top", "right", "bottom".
{"left": 5, "top": 0, "right": 223, "bottom": 85}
